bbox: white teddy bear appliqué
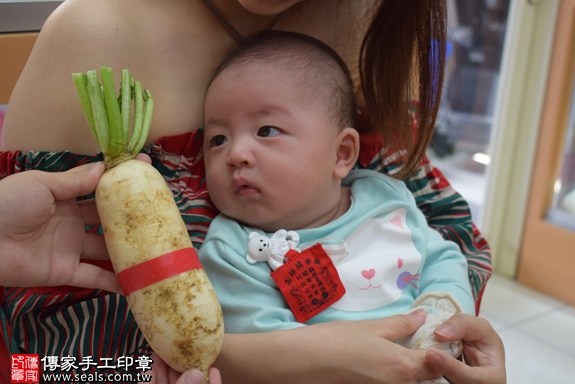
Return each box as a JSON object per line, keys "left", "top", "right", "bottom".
{"left": 246, "top": 230, "right": 300, "bottom": 271}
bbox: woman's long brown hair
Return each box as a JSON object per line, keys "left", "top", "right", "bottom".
{"left": 360, "top": 0, "right": 447, "bottom": 179}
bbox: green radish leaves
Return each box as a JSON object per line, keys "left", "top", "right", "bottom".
{"left": 73, "top": 67, "right": 153, "bottom": 166}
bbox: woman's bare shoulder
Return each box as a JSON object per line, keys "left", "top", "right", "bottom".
{"left": 46, "top": 0, "right": 124, "bottom": 35}
{"left": 41, "top": 0, "right": 147, "bottom": 57}
{"left": 1, "top": 0, "right": 159, "bottom": 153}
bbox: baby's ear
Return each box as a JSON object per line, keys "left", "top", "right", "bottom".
{"left": 334, "top": 127, "right": 360, "bottom": 179}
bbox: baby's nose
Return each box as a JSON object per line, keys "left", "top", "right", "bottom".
{"left": 227, "top": 141, "right": 255, "bottom": 168}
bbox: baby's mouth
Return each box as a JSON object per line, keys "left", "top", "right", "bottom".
{"left": 233, "top": 177, "right": 260, "bottom": 196}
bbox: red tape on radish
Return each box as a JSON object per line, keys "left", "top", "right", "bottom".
{"left": 117, "top": 247, "right": 202, "bottom": 296}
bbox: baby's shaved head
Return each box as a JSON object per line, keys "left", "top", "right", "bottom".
{"left": 211, "top": 30, "right": 356, "bottom": 129}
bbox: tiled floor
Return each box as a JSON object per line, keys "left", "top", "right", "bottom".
{"left": 480, "top": 273, "right": 575, "bottom": 383}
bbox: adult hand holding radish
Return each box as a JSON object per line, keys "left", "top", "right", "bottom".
{"left": 73, "top": 67, "right": 224, "bottom": 378}
{"left": 146, "top": 353, "right": 222, "bottom": 384}
{"left": 0, "top": 160, "right": 138, "bottom": 292}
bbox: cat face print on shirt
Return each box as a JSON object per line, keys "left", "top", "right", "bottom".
{"left": 331, "top": 208, "right": 422, "bottom": 312}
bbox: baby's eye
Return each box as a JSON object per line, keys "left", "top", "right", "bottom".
{"left": 210, "top": 135, "right": 228, "bottom": 147}
{"left": 257, "top": 126, "right": 281, "bottom": 138}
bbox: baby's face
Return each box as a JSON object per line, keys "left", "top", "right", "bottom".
{"left": 203, "top": 62, "right": 343, "bottom": 231}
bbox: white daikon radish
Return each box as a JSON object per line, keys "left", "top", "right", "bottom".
{"left": 73, "top": 67, "right": 224, "bottom": 376}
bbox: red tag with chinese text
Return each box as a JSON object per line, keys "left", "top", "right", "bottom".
{"left": 271, "top": 244, "right": 345, "bottom": 323}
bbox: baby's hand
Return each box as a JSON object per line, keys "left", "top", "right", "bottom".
{"left": 398, "top": 293, "right": 464, "bottom": 384}
{"left": 406, "top": 292, "right": 464, "bottom": 356}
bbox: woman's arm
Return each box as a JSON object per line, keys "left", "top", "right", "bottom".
{"left": 215, "top": 310, "right": 439, "bottom": 384}
{"left": 147, "top": 311, "right": 506, "bottom": 384}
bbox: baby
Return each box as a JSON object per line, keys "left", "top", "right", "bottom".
{"left": 199, "top": 31, "right": 474, "bottom": 383}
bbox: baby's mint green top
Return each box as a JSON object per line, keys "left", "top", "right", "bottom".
{"left": 199, "top": 169, "right": 475, "bottom": 333}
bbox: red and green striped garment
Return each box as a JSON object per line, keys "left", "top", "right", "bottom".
{"left": 0, "top": 129, "right": 490, "bottom": 382}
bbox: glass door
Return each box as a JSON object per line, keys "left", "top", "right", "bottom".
{"left": 518, "top": 0, "right": 575, "bottom": 306}
{"left": 548, "top": 94, "right": 575, "bottom": 231}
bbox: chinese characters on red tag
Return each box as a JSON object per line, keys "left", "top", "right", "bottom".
{"left": 272, "top": 244, "right": 345, "bottom": 323}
